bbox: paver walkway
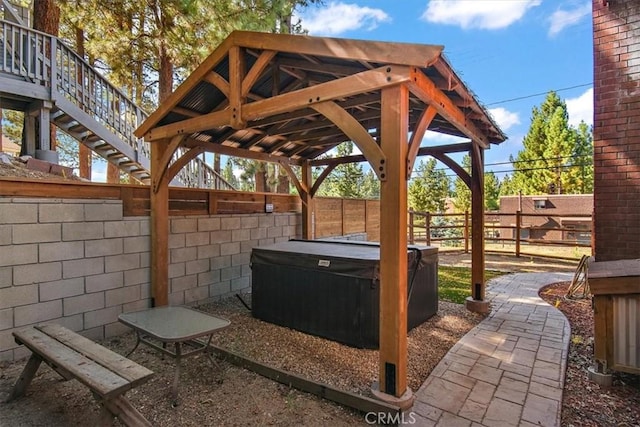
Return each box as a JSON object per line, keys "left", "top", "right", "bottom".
{"left": 411, "top": 272, "right": 573, "bottom": 427}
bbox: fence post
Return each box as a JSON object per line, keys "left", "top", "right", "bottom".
{"left": 464, "top": 210, "right": 469, "bottom": 253}
{"left": 408, "top": 210, "right": 414, "bottom": 244}
{"left": 426, "top": 212, "right": 431, "bottom": 246}
{"left": 515, "top": 210, "right": 521, "bottom": 257}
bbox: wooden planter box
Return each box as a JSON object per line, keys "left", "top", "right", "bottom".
{"left": 589, "top": 259, "right": 640, "bottom": 375}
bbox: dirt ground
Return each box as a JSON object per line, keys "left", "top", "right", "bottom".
{"left": 0, "top": 301, "right": 480, "bottom": 427}
{"left": 540, "top": 282, "right": 640, "bottom": 426}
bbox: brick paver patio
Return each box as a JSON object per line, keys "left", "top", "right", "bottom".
{"left": 412, "top": 272, "right": 572, "bottom": 426}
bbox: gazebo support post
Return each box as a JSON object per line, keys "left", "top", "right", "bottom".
{"left": 466, "top": 142, "right": 488, "bottom": 313}
{"left": 150, "top": 139, "right": 170, "bottom": 307}
{"left": 372, "top": 85, "right": 412, "bottom": 407}
{"left": 301, "top": 162, "right": 314, "bottom": 239}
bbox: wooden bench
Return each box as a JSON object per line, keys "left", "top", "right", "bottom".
{"left": 5, "top": 324, "right": 154, "bottom": 427}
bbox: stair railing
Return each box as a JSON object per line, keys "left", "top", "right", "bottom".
{"left": 1, "top": 18, "right": 235, "bottom": 190}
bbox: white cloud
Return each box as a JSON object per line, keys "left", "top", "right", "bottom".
{"left": 566, "top": 88, "right": 593, "bottom": 127}
{"left": 488, "top": 107, "right": 520, "bottom": 131}
{"left": 298, "top": 2, "right": 390, "bottom": 36}
{"left": 421, "top": 130, "right": 467, "bottom": 144}
{"left": 548, "top": 2, "right": 591, "bottom": 37}
{"left": 421, "top": 0, "right": 541, "bottom": 30}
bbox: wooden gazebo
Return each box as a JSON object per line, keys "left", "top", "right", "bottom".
{"left": 135, "top": 31, "right": 505, "bottom": 401}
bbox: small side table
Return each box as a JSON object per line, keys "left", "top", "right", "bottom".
{"left": 118, "top": 306, "right": 230, "bottom": 404}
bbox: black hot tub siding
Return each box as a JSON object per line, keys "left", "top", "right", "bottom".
{"left": 250, "top": 239, "right": 438, "bottom": 349}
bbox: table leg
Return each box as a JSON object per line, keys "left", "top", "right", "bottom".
{"left": 202, "top": 336, "right": 225, "bottom": 384}
{"left": 171, "top": 342, "right": 182, "bottom": 406}
{"left": 125, "top": 332, "right": 142, "bottom": 357}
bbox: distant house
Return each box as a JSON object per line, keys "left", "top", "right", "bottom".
{"left": 499, "top": 194, "right": 593, "bottom": 243}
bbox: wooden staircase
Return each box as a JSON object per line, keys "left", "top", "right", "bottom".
{"left": 0, "top": 15, "right": 234, "bottom": 189}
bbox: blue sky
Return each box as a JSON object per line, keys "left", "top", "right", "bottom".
{"left": 294, "top": 0, "right": 594, "bottom": 178}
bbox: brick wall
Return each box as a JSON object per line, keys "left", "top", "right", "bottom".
{"left": 0, "top": 196, "right": 300, "bottom": 361}
{"left": 593, "top": 0, "right": 640, "bottom": 261}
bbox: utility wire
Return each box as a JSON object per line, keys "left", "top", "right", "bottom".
{"left": 420, "top": 154, "right": 593, "bottom": 175}
{"left": 485, "top": 83, "right": 593, "bottom": 106}
{"left": 435, "top": 163, "right": 592, "bottom": 180}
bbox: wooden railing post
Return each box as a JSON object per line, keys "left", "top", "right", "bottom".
{"left": 464, "top": 210, "right": 469, "bottom": 253}
{"left": 426, "top": 212, "right": 431, "bottom": 246}
{"left": 49, "top": 37, "right": 57, "bottom": 91}
{"left": 515, "top": 210, "right": 521, "bottom": 257}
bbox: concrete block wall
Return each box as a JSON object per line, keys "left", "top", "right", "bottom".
{"left": 0, "top": 196, "right": 300, "bottom": 361}
{"left": 593, "top": 0, "right": 640, "bottom": 261}
{"left": 166, "top": 212, "right": 300, "bottom": 305}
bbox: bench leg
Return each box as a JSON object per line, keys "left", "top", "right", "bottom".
{"left": 101, "top": 395, "right": 152, "bottom": 427}
{"left": 5, "top": 354, "right": 42, "bottom": 402}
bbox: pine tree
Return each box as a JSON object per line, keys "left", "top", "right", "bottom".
{"left": 360, "top": 170, "right": 380, "bottom": 199}
{"left": 451, "top": 154, "right": 500, "bottom": 211}
{"left": 408, "top": 158, "right": 451, "bottom": 213}
{"left": 499, "top": 174, "right": 516, "bottom": 197}
{"left": 511, "top": 91, "right": 593, "bottom": 195}
{"left": 568, "top": 122, "right": 594, "bottom": 193}
{"left": 484, "top": 172, "right": 500, "bottom": 210}
{"left": 452, "top": 155, "right": 471, "bottom": 213}
{"left": 221, "top": 160, "right": 240, "bottom": 189}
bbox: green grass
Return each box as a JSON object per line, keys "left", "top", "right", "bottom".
{"left": 438, "top": 266, "right": 505, "bottom": 304}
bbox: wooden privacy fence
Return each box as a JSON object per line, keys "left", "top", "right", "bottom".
{"left": 0, "top": 178, "right": 300, "bottom": 215}
{"left": 408, "top": 210, "right": 593, "bottom": 258}
{"left": 313, "top": 197, "right": 380, "bottom": 241}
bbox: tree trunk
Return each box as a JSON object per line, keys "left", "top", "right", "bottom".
{"left": 277, "top": 173, "right": 289, "bottom": 193}
{"left": 158, "top": 43, "right": 173, "bottom": 103}
{"left": 75, "top": 26, "right": 92, "bottom": 180}
{"left": 214, "top": 154, "right": 221, "bottom": 174}
{"left": 33, "top": 0, "right": 60, "bottom": 33}
{"left": 255, "top": 170, "right": 266, "bottom": 192}
{"left": 33, "top": 0, "right": 60, "bottom": 151}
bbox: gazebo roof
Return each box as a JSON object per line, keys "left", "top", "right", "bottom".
{"left": 137, "top": 31, "right": 504, "bottom": 398}
{"left": 135, "top": 31, "right": 506, "bottom": 165}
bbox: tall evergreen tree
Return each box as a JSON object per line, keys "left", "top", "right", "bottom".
{"left": 324, "top": 141, "right": 365, "bottom": 198}
{"left": 360, "top": 170, "right": 380, "bottom": 199}
{"left": 484, "top": 171, "right": 500, "bottom": 210}
{"left": 221, "top": 159, "right": 240, "bottom": 189}
{"left": 499, "top": 174, "right": 516, "bottom": 197}
{"left": 568, "top": 122, "right": 594, "bottom": 193}
{"left": 451, "top": 155, "right": 500, "bottom": 211}
{"left": 408, "top": 158, "right": 450, "bottom": 213}
{"left": 511, "top": 91, "right": 593, "bottom": 195}
{"left": 452, "top": 155, "right": 471, "bottom": 213}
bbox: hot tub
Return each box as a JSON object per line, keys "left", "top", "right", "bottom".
{"left": 250, "top": 239, "right": 438, "bottom": 349}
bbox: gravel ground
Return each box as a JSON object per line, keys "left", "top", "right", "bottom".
{"left": 3, "top": 252, "right": 625, "bottom": 427}
{"left": 0, "top": 297, "right": 481, "bottom": 426}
